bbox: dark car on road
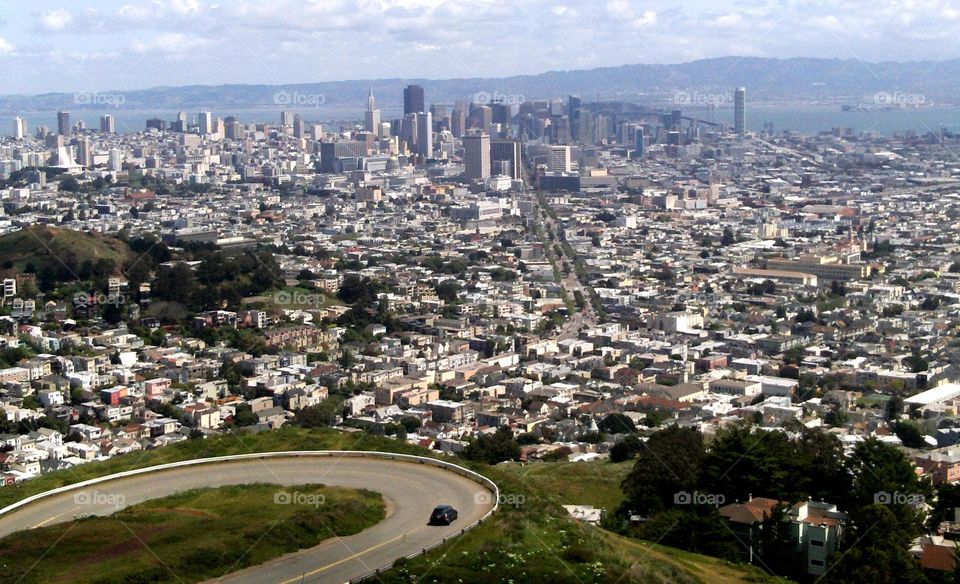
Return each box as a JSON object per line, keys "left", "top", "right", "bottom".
{"left": 429, "top": 505, "right": 458, "bottom": 525}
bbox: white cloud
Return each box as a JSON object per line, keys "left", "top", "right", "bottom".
{"left": 37, "top": 9, "right": 73, "bottom": 31}
{"left": 0, "top": 37, "right": 13, "bottom": 55}
{"left": 168, "top": 0, "right": 201, "bottom": 16}
{"left": 132, "top": 32, "right": 210, "bottom": 54}
{"left": 631, "top": 10, "right": 657, "bottom": 28}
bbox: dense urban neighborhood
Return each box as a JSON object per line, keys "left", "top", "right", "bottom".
{"left": 3, "top": 87, "right": 960, "bottom": 582}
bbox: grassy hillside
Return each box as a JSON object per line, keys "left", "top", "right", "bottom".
{"left": 0, "top": 483, "right": 385, "bottom": 584}
{"left": 0, "top": 225, "right": 135, "bottom": 277}
{"left": 0, "top": 427, "right": 782, "bottom": 584}
{"left": 498, "top": 459, "right": 633, "bottom": 512}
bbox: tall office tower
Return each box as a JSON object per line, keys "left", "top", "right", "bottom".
{"left": 198, "top": 111, "right": 212, "bottom": 135}
{"left": 635, "top": 126, "right": 645, "bottom": 158}
{"left": 451, "top": 104, "right": 467, "bottom": 138}
{"left": 77, "top": 139, "right": 92, "bottom": 168}
{"left": 548, "top": 145, "right": 571, "bottom": 173}
{"left": 108, "top": 148, "right": 122, "bottom": 173}
{"left": 401, "top": 113, "right": 418, "bottom": 151}
{"left": 57, "top": 111, "right": 71, "bottom": 136}
{"left": 100, "top": 114, "right": 115, "bottom": 134}
{"left": 415, "top": 111, "right": 433, "bottom": 157}
{"left": 171, "top": 111, "right": 187, "bottom": 132}
{"left": 568, "top": 95, "right": 582, "bottom": 141}
{"left": 734, "top": 87, "right": 746, "bottom": 135}
{"left": 670, "top": 109, "right": 682, "bottom": 129}
{"left": 292, "top": 114, "right": 306, "bottom": 138}
{"left": 463, "top": 133, "right": 490, "bottom": 181}
{"left": 224, "top": 120, "right": 242, "bottom": 140}
{"left": 469, "top": 105, "right": 493, "bottom": 133}
{"left": 549, "top": 99, "right": 564, "bottom": 116}
{"left": 280, "top": 111, "right": 294, "bottom": 127}
{"left": 364, "top": 86, "right": 381, "bottom": 137}
{"left": 490, "top": 139, "right": 521, "bottom": 179}
{"left": 13, "top": 117, "right": 26, "bottom": 139}
{"left": 404, "top": 84, "right": 425, "bottom": 115}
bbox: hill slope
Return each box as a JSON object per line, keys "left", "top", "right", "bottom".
{"left": 0, "top": 226, "right": 135, "bottom": 278}
{"left": 3, "top": 56, "right": 960, "bottom": 112}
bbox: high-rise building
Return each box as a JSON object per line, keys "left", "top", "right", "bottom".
{"left": 280, "top": 111, "right": 294, "bottom": 127}
{"left": 568, "top": 95, "right": 582, "bottom": 141}
{"left": 198, "top": 111, "right": 213, "bottom": 135}
{"left": 635, "top": 127, "right": 645, "bottom": 158}
{"left": 57, "top": 111, "right": 71, "bottom": 136}
{"left": 548, "top": 145, "right": 571, "bottom": 174}
{"left": 451, "top": 104, "right": 467, "bottom": 138}
{"left": 463, "top": 133, "right": 490, "bottom": 181}
{"left": 365, "top": 86, "right": 381, "bottom": 137}
{"left": 404, "top": 84, "right": 425, "bottom": 115}
{"left": 109, "top": 148, "right": 123, "bottom": 172}
{"left": 13, "top": 117, "right": 26, "bottom": 140}
{"left": 77, "top": 139, "right": 92, "bottom": 168}
{"left": 401, "top": 113, "right": 418, "bottom": 151}
{"left": 670, "top": 109, "right": 682, "bottom": 129}
{"left": 146, "top": 118, "right": 167, "bottom": 132}
{"left": 319, "top": 141, "right": 365, "bottom": 173}
{"left": 734, "top": 87, "right": 746, "bottom": 135}
{"left": 100, "top": 114, "right": 115, "bottom": 134}
{"left": 491, "top": 139, "right": 521, "bottom": 179}
{"left": 415, "top": 112, "right": 433, "bottom": 157}
{"left": 293, "top": 114, "right": 306, "bottom": 139}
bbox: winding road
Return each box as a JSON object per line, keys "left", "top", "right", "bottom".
{"left": 0, "top": 452, "right": 498, "bottom": 584}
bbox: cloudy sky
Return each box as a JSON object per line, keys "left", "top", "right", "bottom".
{"left": 3, "top": 0, "right": 960, "bottom": 94}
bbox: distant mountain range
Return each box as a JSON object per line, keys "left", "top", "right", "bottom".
{"left": 3, "top": 57, "right": 960, "bottom": 115}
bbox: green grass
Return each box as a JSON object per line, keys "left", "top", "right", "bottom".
{"left": 497, "top": 460, "right": 633, "bottom": 512}
{"left": 0, "top": 427, "right": 780, "bottom": 584}
{"left": 242, "top": 286, "right": 343, "bottom": 311}
{"left": 0, "top": 483, "right": 385, "bottom": 584}
{"left": 379, "top": 463, "right": 782, "bottom": 584}
{"left": 0, "top": 225, "right": 135, "bottom": 275}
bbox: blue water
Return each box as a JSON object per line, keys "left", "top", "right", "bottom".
{"left": 2, "top": 105, "right": 959, "bottom": 137}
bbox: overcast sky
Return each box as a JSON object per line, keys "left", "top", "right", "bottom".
{"left": 3, "top": 0, "right": 960, "bottom": 94}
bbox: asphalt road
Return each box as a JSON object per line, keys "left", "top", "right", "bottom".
{"left": 0, "top": 456, "right": 496, "bottom": 584}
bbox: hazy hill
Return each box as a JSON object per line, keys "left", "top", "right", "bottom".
{"left": 2, "top": 56, "right": 959, "bottom": 114}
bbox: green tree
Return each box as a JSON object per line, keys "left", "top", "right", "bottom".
{"left": 293, "top": 397, "right": 344, "bottom": 428}
{"left": 460, "top": 427, "right": 520, "bottom": 465}
{"left": 620, "top": 425, "right": 704, "bottom": 517}
{"left": 598, "top": 413, "right": 636, "bottom": 434}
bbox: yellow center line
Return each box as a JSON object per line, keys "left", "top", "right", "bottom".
{"left": 32, "top": 510, "right": 70, "bottom": 528}
{"left": 277, "top": 527, "right": 421, "bottom": 584}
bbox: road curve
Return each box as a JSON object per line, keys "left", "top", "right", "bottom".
{"left": 0, "top": 452, "right": 498, "bottom": 584}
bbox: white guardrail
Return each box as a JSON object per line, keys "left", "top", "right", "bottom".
{"left": 0, "top": 450, "right": 500, "bottom": 583}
